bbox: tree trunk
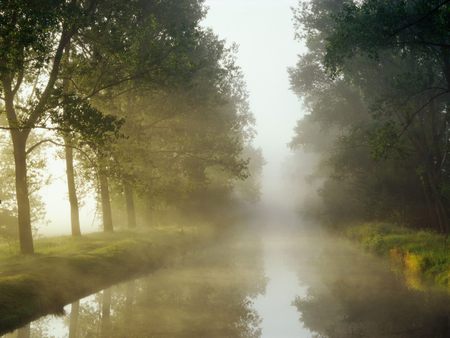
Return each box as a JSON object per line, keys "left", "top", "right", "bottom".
{"left": 64, "top": 135, "right": 82, "bottom": 237}
{"left": 101, "top": 289, "right": 112, "bottom": 338}
{"left": 426, "top": 171, "right": 450, "bottom": 234}
{"left": 11, "top": 131, "right": 34, "bottom": 255}
{"left": 434, "top": 197, "right": 449, "bottom": 234}
{"left": 61, "top": 51, "right": 81, "bottom": 237}
{"left": 124, "top": 281, "right": 135, "bottom": 324}
{"left": 124, "top": 182, "right": 136, "bottom": 228}
{"left": 99, "top": 168, "right": 113, "bottom": 232}
{"left": 441, "top": 47, "right": 450, "bottom": 91}
{"left": 17, "top": 323, "right": 30, "bottom": 338}
{"left": 420, "top": 176, "right": 436, "bottom": 230}
{"left": 69, "top": 300, "right": 80, "bottom": 338}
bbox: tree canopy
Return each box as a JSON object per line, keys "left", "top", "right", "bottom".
{"left": 290, "top": 0, "right": 450, "bottom": 233}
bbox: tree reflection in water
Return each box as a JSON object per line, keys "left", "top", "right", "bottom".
{"left": 293, "top": 234, "right": 450, "bottom": 338}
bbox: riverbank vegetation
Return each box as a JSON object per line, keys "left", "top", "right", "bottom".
{"left": 289, "top": 0, "right": 450, "bottom": 285}
{"left": 346, "top": 223, "right": 449, "bottom": 288}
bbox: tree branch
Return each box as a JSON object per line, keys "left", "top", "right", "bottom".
{"left": 25, "top": 138, "right": 97, "bottom": 167}
{"left": 26, "top": 139, "right": 54, "bottom": 155}
{"left": 12, "top": 67, "right": 24, "bottom": 95}
{"left": 390, "top": 0, "right": 450, "bottom": 36}
{"left": 1, "top": 75, "right": 20, "bottom": 129}
{"left": 0, "top": 125, "right": 72, "bottom": 133}
{"left": 84, "top": 76, "right": 135, "bottom": 100}
{"left": 397, "top": 90, "right": 450, "bottom": 140}
{"left": 25, "top": 27, "right": 75, "bottom": 133}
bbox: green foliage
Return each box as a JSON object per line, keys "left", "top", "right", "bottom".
{"left": 368, "top": 121, "right": 401, "bottom": 160}
{"left": 325, "top": 0, "right": 450, "bottom": 74}
{"left": 51, "top": 93, "right": 125, "bottom": 152}
{"left": 0, "top": 0, "right": 65, "bottom": 73}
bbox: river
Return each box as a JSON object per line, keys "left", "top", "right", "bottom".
{"left": 2, "top": 220, "right": 449, "bottom": 338}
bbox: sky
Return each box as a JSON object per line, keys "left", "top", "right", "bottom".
{"left": 203, "top": 0, "right": 306, "bottom": 205}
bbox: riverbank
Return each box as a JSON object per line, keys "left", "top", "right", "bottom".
{"left": 0, "top": 226, "right": 209, "bottom": 334}
{"left": 345, "top": 223, "right": 449, "bottom": 289}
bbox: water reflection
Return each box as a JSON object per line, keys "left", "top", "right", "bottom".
{"left": 68, "top": 301, "right": 79, "bottom": 338}
{"left": 293, "top": 233, "right": 450, "bottom": 338}
{"left": 252, "top": 235, "right": 313, "bottom": 337}
{"left": 4, "top": 233, "right": 265, "bottom": 338}
{"left": 3, "top": 227, "right": 449, "bottom": 338}
{"left": 16, "top": 325, "right": 30, "bottom": 338}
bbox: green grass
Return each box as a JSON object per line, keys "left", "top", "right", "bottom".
{"left": 0, "top": 226, "right": 208, "bottom": 334}
{"left": 345, "top": 223, "right": 450, "bottom": 289}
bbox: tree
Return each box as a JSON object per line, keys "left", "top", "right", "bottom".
{"left": 323, "top": 0, "right": 450, "bottom": 233}
{"left": 290, "top": 0, "right": 450, "bottom": 233}
{"left": 0, "top": 0, "right": 77, "bottom": 253}
{"left": 0, "top": 0, "right": 145, "bottom": 253}
{"left": 324, "top": 0, "right": 450, "bottom": 89}
{"left": 51, "top": 94, "right": 124, "bottom": 232}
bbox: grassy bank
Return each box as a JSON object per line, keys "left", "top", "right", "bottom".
{"left": 345, "top": 223, "right": 449, "bottom": 289}
{"left": 0, "top": 226, "right": 209, "bottom": 334}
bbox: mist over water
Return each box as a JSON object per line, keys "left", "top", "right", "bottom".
{"left": 9, "top": 198, "right": 449, "bottom": 338}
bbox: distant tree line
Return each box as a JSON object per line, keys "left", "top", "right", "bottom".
{"left": 290, "top": 0, "right": 450, "bottom": 234}
{"left": 0, "top": 0, "right": 263, "bottom": 254}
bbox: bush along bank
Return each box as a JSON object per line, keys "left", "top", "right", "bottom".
{"left": 0, "top": 227, "right": 209, "bottom": 334}
{"left": 345, "top": 223, "right": 449, "bottom": 290}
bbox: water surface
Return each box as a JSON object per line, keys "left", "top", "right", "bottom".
{"left": 252, "top": 235, "right": 312, "bottom": 337}
{"left": 2, "top": 224, "right": 449, "bottom": 338}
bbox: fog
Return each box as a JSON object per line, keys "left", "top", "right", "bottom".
{"left": 38, "top": 147, "right": 100, "bottom": 236}
{"left": 1, "top": 1, "right": 449, "bottom": 337}
{"left": 200, "top": 0, "right": 306, "bottom": 209}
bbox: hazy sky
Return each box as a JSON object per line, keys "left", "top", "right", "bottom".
{"left": 203, "top": 0, "right": 306, "bottom": 203}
